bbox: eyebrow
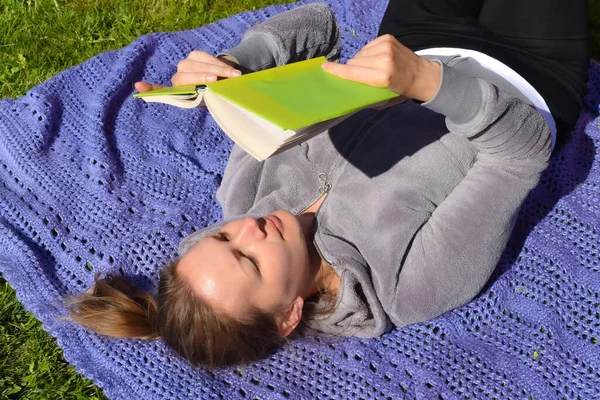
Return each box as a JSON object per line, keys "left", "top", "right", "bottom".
{"left": 207, "top": 235, "right": 258, "bottom": 278}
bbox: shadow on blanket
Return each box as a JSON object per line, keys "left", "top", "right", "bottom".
{"left": 1, "top": 0, "right": 600, "bottom": 399}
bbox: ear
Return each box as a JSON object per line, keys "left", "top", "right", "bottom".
{"left": 277, "top": 296, "right": 304, "bottom": 337}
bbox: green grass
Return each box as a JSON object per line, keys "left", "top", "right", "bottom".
{"left": 0, "top": 0, "right": 294, "bottom": 99}
{"left": 0, "top": 1, "right": 599, "bottom": 398}
{"left": 1, "top": 281, "right": 106, "bottom": 399}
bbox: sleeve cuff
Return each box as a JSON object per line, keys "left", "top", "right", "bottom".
{"left": 216, "top": 32, "right": 280, "bottom": 73}
{"left": 421, "top": 61, "right": 485, "bottom": 126}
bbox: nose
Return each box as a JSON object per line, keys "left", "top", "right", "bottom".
{"left": 236, "top": 217, "right": 266, "bottom": 241}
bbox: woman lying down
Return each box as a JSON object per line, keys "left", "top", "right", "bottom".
{"left": 65, "top": 2, "right": 591, "bottom": 367}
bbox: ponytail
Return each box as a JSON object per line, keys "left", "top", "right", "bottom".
{"left": 64, "top": 272, "right": 159, "bottom": 340}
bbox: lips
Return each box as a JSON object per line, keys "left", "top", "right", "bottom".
{"left": 264, "top": 215, "right": 283, "bottom": 237}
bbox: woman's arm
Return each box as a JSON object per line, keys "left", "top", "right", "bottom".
{"left": 389, "top": 63, "right": 551, "bottom": 325}
{"left": 218, "top": 3, "right": 341, "bottom": 72}
{"left": 136, "top": 4, "right": 340, "bottom": 91}
{"left": 324, "top": 35, "right": 552, "bottom": 325}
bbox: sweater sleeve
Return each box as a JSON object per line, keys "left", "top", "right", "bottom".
{"left": 388, "top": 62, "right": 552, "bottom": 326}
{"left": 216, "top": 3, "right": 341, "bottom": 72}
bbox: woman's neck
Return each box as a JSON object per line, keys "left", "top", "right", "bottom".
{"left": 297, "top": 198, "right": 340, "bottom": 299}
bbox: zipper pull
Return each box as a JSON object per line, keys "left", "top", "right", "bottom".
{"left": 318, "top": 173, "right": 332, "bottom": 194}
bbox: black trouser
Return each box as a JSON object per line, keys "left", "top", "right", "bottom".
{"left": 378, "top": 0, "right": 591, "bottom": 138}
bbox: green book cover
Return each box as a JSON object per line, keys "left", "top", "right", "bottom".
{"left": 207, "top": 56, "right": 398, "bottom": 131}
{"left": 134, "top": 56, "right": 399, "bottom": 131}
{"left": 133, "top": 84, "right": 202, "bottom": 97}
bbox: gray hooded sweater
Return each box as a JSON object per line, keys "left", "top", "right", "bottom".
{"left": 179, "top": 4, "right": 552, "bottom": 337}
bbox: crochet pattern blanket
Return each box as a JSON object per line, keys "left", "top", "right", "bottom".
{"left": 1, "top": 0, "right": 600, "bottom": 398}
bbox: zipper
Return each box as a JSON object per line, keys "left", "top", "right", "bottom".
{"left": 312, "top": 173, "right": 335, "bottom": 266}
{"left": 298, "top": 108, "right": 390, "bottom": 215}
{"left": 306, "top": 110, "right": 393, "bottom": 266}
{"left": 296, "top": 173, "right": 331, "bottom": 215}
{"left": 318, "top": 173, "right": 332, "bottom": 194}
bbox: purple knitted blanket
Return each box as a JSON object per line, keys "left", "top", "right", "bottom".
{"left": 1, "top": 0, "right": 600, "bottom": 398}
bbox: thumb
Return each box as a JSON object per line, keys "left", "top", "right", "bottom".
{"left": 321, "top": 61, "right": 349, "bottom": 77}
{"left": 134, "top": 81, "right": 166, "bottom": 93}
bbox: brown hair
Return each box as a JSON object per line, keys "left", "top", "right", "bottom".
{"left": 63, "top": 259, "right": 336, "bottom": 368}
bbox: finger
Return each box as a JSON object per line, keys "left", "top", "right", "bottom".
{"left": 346, "top": 54, "right": 387, "bottom": 67}
{"left": 321, "top": 62, "right": 388, "bottom": 88}
{"left": 353, "top": 36, "right": 404, "bottom": 60}
{"left": 359, "top": 34, "right": 398, "bottom": 52}
{"left": 172, "top": 71, "right": 224, "bottom": 86}
{"left": 186, "top": 50, "right": 235, "bottom": 68}
{"left": 177, "top": 58, "right": 241, "bottom": 77}
{"left": 134, "top": 82, "right": 166, "bottom": 93}
{"left": 352, "top": 44, "right": 392, "bottom": 60}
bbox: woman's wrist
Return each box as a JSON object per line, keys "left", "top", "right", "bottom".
{"left": 408, "top": 58, "right": 442, "bottom": 103}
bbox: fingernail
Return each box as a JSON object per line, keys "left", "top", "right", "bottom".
{"left": 321, "top": 62, "right": 329, "bottom": 69}
{"left": 230, "top": 69, "right": 242, "bottom": 77}
{"left": 206, "top": 75, "right": 216, "bottom": 82}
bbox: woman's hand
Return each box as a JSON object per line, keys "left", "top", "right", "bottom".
{"left": 321, "top": 34, "right": 441, "bottom": 103}
{"left": 134, "top": 51, "right": 242, "bottom": 93}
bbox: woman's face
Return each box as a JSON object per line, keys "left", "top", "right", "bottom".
{"left": 176, "top": 210, "right": 314, "bottom": 319}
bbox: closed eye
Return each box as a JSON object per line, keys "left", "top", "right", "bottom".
{"left": 213, "top": 231, "right": 261, "bottom": 275}
{"left": 213, "top": 231, "right": 230, "bottom": 241}
{"left": 242, "top": 253, "right": 261, "bottom": 275}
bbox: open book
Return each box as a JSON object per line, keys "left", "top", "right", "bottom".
{"left": 134, "top": 56, "right": 398, "bottom": 161}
